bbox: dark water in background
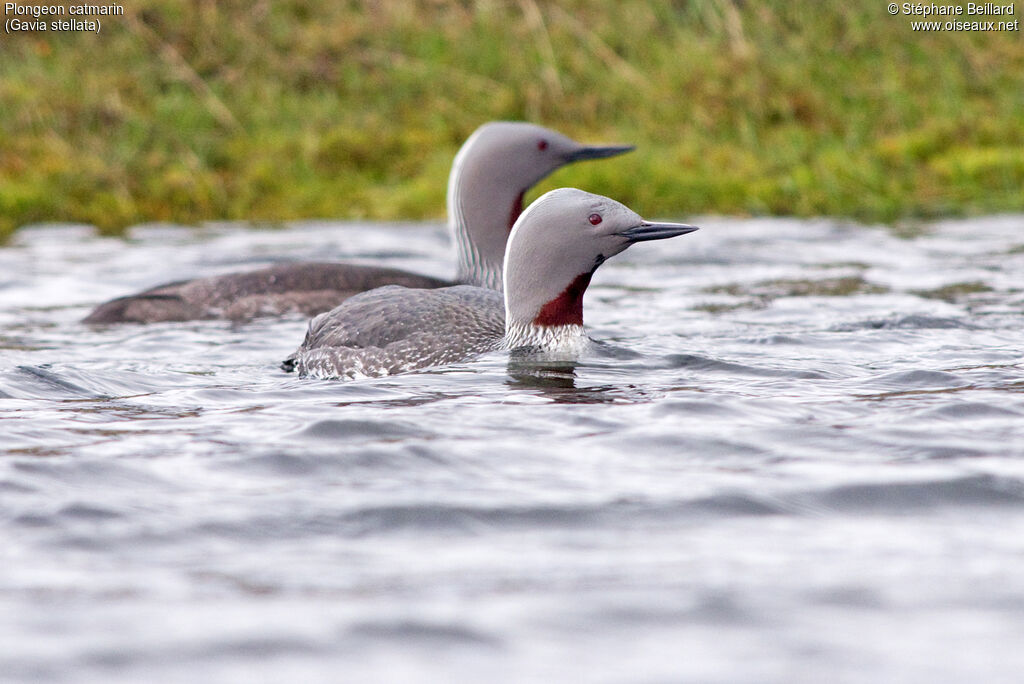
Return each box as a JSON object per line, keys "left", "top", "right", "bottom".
{"left": 1, "top": 215, "right": 1022, "bottom": 683}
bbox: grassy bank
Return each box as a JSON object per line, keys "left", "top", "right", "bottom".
{"left": 1, "top": 0, "right": 1022, "bottom": 240}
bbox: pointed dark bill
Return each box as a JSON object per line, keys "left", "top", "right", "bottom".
{"left": 564, "top": 144, "right": 636, "bottom": 162}
{"left": 617, "top": 221, "right": 699, "bottom": 242}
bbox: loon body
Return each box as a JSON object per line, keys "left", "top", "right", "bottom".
{"left": 283, "top": 189, "right": 698, "bottom": 379}
{"left": 83, "top": 122, "right": 632, "bottom": 324}
{"left": 82, "top": 262, "right": 447, "bottom": 324}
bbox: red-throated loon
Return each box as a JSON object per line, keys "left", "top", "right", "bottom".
{"left": 82, "top": 123, "right": 633, "bottom": 323}
{"left": 282, "top": 189, "right": 698, "bottom": 379}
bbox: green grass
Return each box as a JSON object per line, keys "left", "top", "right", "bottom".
{"left": 1, "top": 0, "right": 1022, "bottom": 241}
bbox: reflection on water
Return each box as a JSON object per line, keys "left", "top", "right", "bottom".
{"left": 1, "top": 215, "right": 1024, "bottom": 682}
{"left": 506, "top": 357, "right": 579, "bottom": 388}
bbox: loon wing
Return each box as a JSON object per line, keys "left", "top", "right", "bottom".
{"left": 83, "top": 262, "right": 450, "bottom": 324}
{"left": 284, "top": 285, "right": 505, "bottom": 378}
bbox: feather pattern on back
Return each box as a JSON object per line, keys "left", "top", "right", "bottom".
{"left": 284, "top": 285, "right": 505, "bottom": 379}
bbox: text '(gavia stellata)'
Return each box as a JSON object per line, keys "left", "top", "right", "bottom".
{"left": 282, "top": 189, "right": 698, "bottom": 379}
{"left": 83, "top": 123, "right": 633, "bottom": 324}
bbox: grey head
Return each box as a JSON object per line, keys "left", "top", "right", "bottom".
{"left": 502, "top": 188, "right": 698, "bottom": 348}
{"left": 448, "top": 122, "right": 634, "bottom": 291}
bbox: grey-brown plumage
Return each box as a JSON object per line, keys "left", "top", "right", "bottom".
{"left": 285, "top": 189, "right": 699, "bottom": 380}
{"left": 83, "top": 122, "right": 633, "bottom": 325}
{"left": 83, "top": 262, "right": 447, "bottom": 324}
{"left": 281, "top": 285, "right": 504, "bottom": 379}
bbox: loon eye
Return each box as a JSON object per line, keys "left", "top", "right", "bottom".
{"left": 588, "top": 213, "right": 603, "bottom": 225}
{"left": 537, "top": 139, "right": 548, "bottom": 151}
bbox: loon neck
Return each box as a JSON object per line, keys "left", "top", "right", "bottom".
{"left": 503, "top": 271, "right": 594, "bottom": 351}
{"left": 507, "top": 190, "right": 525, "bottom": 234}
{"left": 533, "top": 271, "right": 592, "bottom": 327}
{"left": 502, "top": 321, "right": 588, "bottom": 352}
{"left": 448, "top": 155, "right": 523, "bottom": 292}
{"left": 450, "top": 189, "right": 521, "bottom": 291}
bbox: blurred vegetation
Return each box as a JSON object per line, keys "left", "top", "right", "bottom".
{"left": 1, "top": 0, "right": 1023, "bottom": 240}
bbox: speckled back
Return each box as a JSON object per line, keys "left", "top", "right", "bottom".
{"left": 285, "top": 285, "right": 505, "bottom": 379}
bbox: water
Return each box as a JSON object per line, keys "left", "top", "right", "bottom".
{"left": 1, "top": 215, "right": 1023, "bottom": 683}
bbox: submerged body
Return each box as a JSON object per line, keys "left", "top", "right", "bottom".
{"left": 84, "top": 263, "right": 448, "bottom": 323}
{"left": 284, "top": 189, "right": 698, "bottom": 380}
{"left": 84, "top": 123, "right": 632, "bottom": 324}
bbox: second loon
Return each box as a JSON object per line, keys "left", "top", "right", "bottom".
{"left": 83, "top": 122, "right": 633, "bottom": 323}
{"left": 283, "top": 189, "right": 698, "bottom": 379}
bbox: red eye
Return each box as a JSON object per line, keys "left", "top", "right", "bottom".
{"left": 537, "top": 139, "right": 548, "bottom": 151}
{"left": 588, "top": 213, "right": 602, "bottom": 225}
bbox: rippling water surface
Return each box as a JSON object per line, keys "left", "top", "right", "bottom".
{"left": 2, "top": 215, "right": 1023, "bottom": 682}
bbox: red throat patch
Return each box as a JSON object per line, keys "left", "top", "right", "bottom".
{"left": 507, "top": 191, "right": 525, "bottom": 234}
{"left": 533, "top": 271, "right": 594, "bottom": 327}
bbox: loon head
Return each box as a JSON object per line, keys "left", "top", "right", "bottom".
{"left": 502, "top": 188, "right": 698, "bottom": 350}
{"left": 448, "top": 122, "right": 634, "bottom": 291}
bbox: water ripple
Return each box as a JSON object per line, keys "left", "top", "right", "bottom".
{"left": 3, "top": 217, "right": 1024, "bottom": 682}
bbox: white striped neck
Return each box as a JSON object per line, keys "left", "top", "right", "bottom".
{"left": 447, "top": 131, "right": 523, "bottom": 292}
{"left": 502, "top": 321, "right": 590, "bottom": 356}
